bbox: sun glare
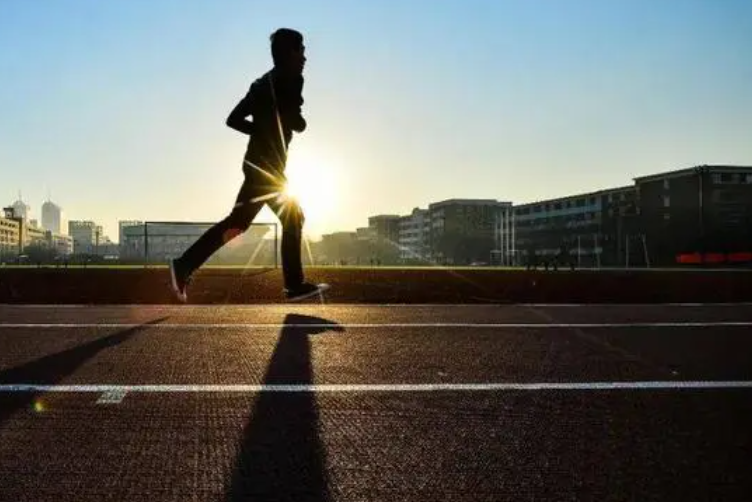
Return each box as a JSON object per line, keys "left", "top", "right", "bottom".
{"left": 283, "top": 152, "right": 340, "bottom": 235}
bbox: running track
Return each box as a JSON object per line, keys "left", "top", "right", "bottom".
{"left": 1, "top": 304, "right": 751, "bottom": 501}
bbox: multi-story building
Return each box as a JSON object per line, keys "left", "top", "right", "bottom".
{"left": 0, "top": 209, "right": 21, "bottom": 258}
{"left": 68, "top": 221, "right": 99, "bottom": 254}
{"left": 368, "top": 215, "right": 401, "bottom": 243}
{"left": 492, "top": 202, "right": 516, "bottom": 266}
{"left": 1, "top": 206, "right": 73, "bottom": 260}
{"left": 368, "top": 215, "right": 401, "bottom": 263}
{"left": 513, "top": 186, "right": 638, "bottom": 267}
{"left": 24, "top": 224, "right": 48, "bottom": 249}
{"left": 49, "top": 233, "right": 74, "bottom": 256}
{"left": 635, "top": 165, "right": 752, "bottom": 265}
{"left": 304, "top": 164, "right": 752, "bottom": 269}
{"left": 398, "top": 208, "right": 430, "bottom": 262}
{"left": 512, "top": 165, "right": 752, "bottom": 267}
{"left": 119, "top": 220, "right": 143, "bottom": 259}
{"left": 42, "top": 200, "right": 62, "bottom": 234}
{"left": 428, "top": 199, "right": 510, "bottom": 265}
{"left": 355, "top": 227, "right": 374, "bottom": 242}
{"left": 119, "top": 220, "right": 142, "bottom": 245}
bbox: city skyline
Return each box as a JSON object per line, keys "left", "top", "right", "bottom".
{"left": 2, "top": 1, "right": 752, "bottom": 241}
{"left": 6, "top": 161, "right": 751, "bottom": 242}
{"left": 3, "top": 164, "right": 751, "bottom": 266}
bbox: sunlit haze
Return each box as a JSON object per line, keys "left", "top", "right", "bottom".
{"left": 2, "top": 0, "right": 751, "bottom": 241}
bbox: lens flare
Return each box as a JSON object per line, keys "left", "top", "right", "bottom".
{"left": 283, "top": 150, "right": 340, "bottom": 237}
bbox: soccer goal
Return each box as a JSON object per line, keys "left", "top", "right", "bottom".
{"left": 120, "top": 221, "right": 279, "bottom": 268}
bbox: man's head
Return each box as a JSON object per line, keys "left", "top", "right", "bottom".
{"left": 270, "top": 28, "right": 306, "bottom": 75}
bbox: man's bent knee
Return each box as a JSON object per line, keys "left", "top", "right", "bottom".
{"left": 281, "top": 204, "right": 305, "bottom": 231}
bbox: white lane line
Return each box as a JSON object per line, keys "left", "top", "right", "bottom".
{"left": 520, "top": 302, "right": 752, "bottom": 308}
{"left": 96, "top": 389, "right": 128, "bottom": 404}
{"left": 1, "top": 322, "right": 751, "bottom": 329}
{"left": 2, "top": 381, "right": 752, "bottom": 393}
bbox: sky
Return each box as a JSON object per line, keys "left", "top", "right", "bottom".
{"left": 1, "top": 0, "right": 751, "bottom": 241}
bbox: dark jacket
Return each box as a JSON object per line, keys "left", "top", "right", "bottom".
{"left": 227, "top": 68, "right": 306, "bottom": 174}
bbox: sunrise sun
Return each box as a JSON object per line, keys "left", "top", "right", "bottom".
{"left": 282, "top": 151, "right": 340, "bottom": 234}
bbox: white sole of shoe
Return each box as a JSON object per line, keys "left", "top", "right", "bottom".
{"left": 286, "top": 283, "right": 331, "bottom": 303}
{"left": 169, "top": 261, "right": 187, "bottom": 303}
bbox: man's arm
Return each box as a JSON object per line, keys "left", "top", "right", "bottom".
{"left": 225, "top": 92, "right": 255, "bottom": 135}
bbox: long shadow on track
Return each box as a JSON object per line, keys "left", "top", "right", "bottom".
{"left": 225, "top": 313, "right": 344, "bottom": 502}
{"left": 0, "top": 317, "right": 168, "bottom": 427}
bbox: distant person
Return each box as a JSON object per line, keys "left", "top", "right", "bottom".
{"left": 169, "top": 28, "right": 328, "bottom": 302}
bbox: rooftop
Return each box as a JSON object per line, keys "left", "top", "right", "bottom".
{"left": 633, "top": 164, "right": 752, "bottom": 183}
{"left": 429, "top": 199, "right": 511, "bottom": 209}
{"left": 514, "top": 185, "right": 634, "bottom": 208}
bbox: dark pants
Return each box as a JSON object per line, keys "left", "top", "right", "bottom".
{"left": 177, "top": 165, "right": 305, "bottom": 289}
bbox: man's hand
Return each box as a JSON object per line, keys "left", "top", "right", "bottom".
{"left": 289, "top": 115, "right": 306, "bottom": 133}
{"left": 226, "top": 93, "right": 255, "bottom": 135}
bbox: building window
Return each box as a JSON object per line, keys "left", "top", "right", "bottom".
{"left": 663, "top": 195, "right": 670, "bottom": 208}
{"left": 715, "top": 173, "right": 740, "bottom": 184}
{"left": 664, "top": 213, "right": 670, "bottom": 221}
{"left": 663, "top": 179, "right": 670, "bottom": 190}
{"left": 746, "top": 174, "right": 752, "bottom": 184}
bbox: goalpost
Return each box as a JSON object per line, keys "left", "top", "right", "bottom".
{"left": 128, "top": 221, "right": 279, "bottom": 268}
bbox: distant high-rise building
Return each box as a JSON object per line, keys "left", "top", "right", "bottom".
{"left": 42, "top": 200, "right": 62, "bottom": 234}
{"left": 11, "top": 195, "right": 30, "bottom": 222}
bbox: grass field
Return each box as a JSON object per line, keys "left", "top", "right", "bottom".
{"left": 1, "top": 267, "right": 751, "bottom": 304}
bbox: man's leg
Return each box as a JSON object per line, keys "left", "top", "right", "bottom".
{"left": 268, "top": 197, "right": 305, "bottom": 290}
{"left": 178, "top": 202, "right": 262, "bottom": 274}
{"left": 170, "top": 178, "right": 264, "bottom": 300}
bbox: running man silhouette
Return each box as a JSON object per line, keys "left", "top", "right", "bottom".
{"left": 170, "top": 28, "right": 328, "bottom": 302}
